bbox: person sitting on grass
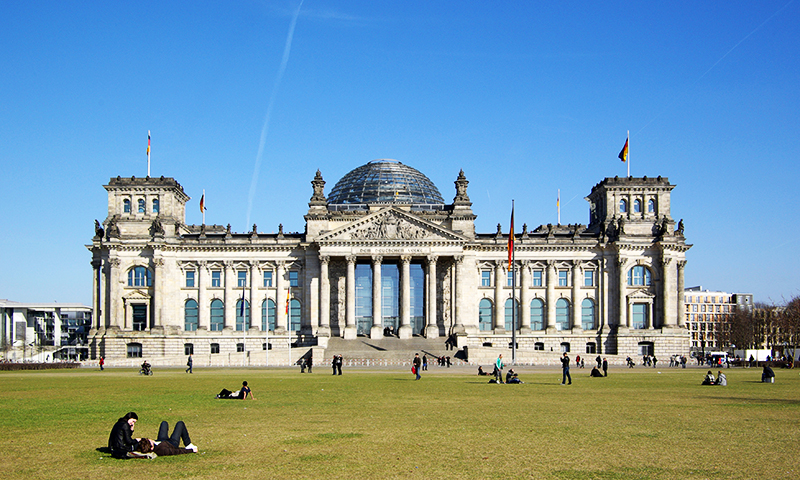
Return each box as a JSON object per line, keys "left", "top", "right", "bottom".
{"left": 590, "top": 366, "right": 604, "bottom": 377}
{"left": 108, "top": 412, "right": 141, "bottom": 459}
{"left": 477, "top": 366, "right": 488, "bottom": 376}
{"left": 137, "top": 420, "right": 197, "bottom": 456}
{"left": 715, "top": 371, "right": 727, "bottom": 386}
{"left": 762, "top": 364, "right": 775, "bottom": 383}
{"left": 507, "top": 371, "right": 523, "bottom": 384}
{"left": 701, "top": 370, "right": 715, "bottom": 385}
{"left": 216, "top": 381, "right": 256, "bottom": 399}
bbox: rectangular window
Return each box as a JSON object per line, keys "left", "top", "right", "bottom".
{"left": 632, "top": 303, "right": 647, "bottom": 329}
{"left": 236, "top": 343, "right": 245, "bottom": 353}
{"left": 238, "top": 271, "right": 247, "bottom": 288}
{"left": 185, "top": 271, "right": 195, "bottom": 288}
{"left": 289, "top": 271, "right": 299, "bottom": 288}
{"left": 481, "top": 270, "right": 491, "bottom": 287}
{"left": 211, "top": 271, "right": 221, "bottom": 288}
{"left": 263, "top": 271, "right": 273, "bottom": 287}
{"left": 184, "top": 343, "right": 194, "bottom": 355}
{"left": 210, "top": 343, "right": 220, "bottom": 354}
{"left": 558, "top": 270, "right": 568, "bottom": 287}
{"left": 127, "top": 343, "right": 142, "bottom": 358}
{"left": 532, "top": 270, "right": 542, "bottom": 287}
{"left": 132, "top": 304, "right": 147, "bottom": 331}
{"left": 584, "top": 270, "right": 595, "bottom": 287}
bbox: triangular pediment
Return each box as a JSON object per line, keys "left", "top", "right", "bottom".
{"left": 317, "top": 207, "right": 468, "bottom": 243}
{"left": 123, "top": 289, "right": 151, "bottom": 301}
{"left": 627, "top": 289, "right": 655, "bottom": 301}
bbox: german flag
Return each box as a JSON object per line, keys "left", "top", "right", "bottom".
{"left": 618, "top": 138, "right": 629, "bottom": 163}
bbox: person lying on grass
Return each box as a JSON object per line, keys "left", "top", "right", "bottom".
{"left": 137, "top": 420, "right": 197, "bottom": 456}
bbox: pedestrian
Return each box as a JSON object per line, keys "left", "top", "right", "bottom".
{"left": 334, "top": 354, "right": 343, "bottom": 375}
{"left": 494, "top": 354, "right": 505, "bottom": 384}
{"left": 299, "top": 357, "right": 306, "bottom": 373}
{"left": 446, "top": 356, "right": 451, "bottom": 367}
{"left": 652, "top": 355, "right": 658, "bottom": 368}
{"left": 99, "top": 356, "right": 105, "bottom": 371}
{"left": 186, "top": 354, "right": 193, "bottom": 374}
{"left": 307, "top": 353, "right": 313, "bottom": 373}
{"left": 560, "top": 352, "right": 572, "bottom": 385}
{"left": 576, "top": 355, "right": 581, "bottom": 368}
{"left": 332, "top": 355, "right": 337, "bottom": 375}
{"left": 413, "top": 353, "right": 422, "bottom": 380}
{"left": 422, "top": 354, "right": 428, "bottom": 371}
{"left": 602, "top": 357, "right": 608, "bottom": 377}
{"left": 595, "top": 355, "right": 601, "bottom": 368}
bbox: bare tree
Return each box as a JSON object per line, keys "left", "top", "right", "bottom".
{"left": 780, "top": 296, "right": 800, "bottom": 361}
{"left": 726, "top": 307, "right": 756, "bottom": 350}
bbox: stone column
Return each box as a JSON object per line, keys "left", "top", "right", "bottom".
{"left": 344, "top": 255, "right": 357, "bottom": 339}
{"left": 452, "top": 255, "right": 466, "bottom": 334}
{"left": 494, "top": 261, "right": 505, "bottom": 333}
{"left": 600, "top": 257, "right": 609, "bottom": 330}
{"left": 91, "top": 259, "right": 101, "bottom": 332}
{"left": 153, "top": 257, "right": 164, "bottom": 330}
{"left": 618, "top": 258, "right": 629, "bottom": 329}
{"left": 223, "top": 261, "right": 235, "bottom": 331}
{"left": 398, "top": 255, "right": 412, "bottom": 339}
{"left": 249, "top": 262, "right": 258, "bottom": 331}
{"left": 370, "top": 255, "right": 383, "bottom": 339}
{"left": 677, "top": 261, "right": 687, "bottom": 327}
{"left": 197, "top": 261, "right": 208, "bottom": 331}
{"left": 318, "top": 256, "right": 331, "bottom": 337}
{"left": 275, "top": 261, "right": 287, "bottom": 333}
{"left": 660, "top": 256, "right": 674, "bottom": 328}
{"left": 571, "top": 260, "right": 581, "bottom": 331}
{"left": 519, "top": 261, "right": 531, "bottom": 333}
{"left": 545, "top": 260, "right": 556, "bottom": 333}
{"left": 110, "top": 258, "right": 122, "bottom": 330}
{"left": 426, "top": 255, "right": 439, "bottom": 338}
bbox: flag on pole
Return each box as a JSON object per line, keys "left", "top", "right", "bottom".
{"left": 618, "top": 137, "right": 629, "bottom": 163}
{"left": 507, "top": 206, "right": 514, "bottom": 268}
{"left": 199, "top": 193, "right": 205, "bottom": 214}
{"left": 285, "top": 286, "right": 291, "bottom": 315}
{"left": 147, "top": 131, "right": 151, "bottom": 157}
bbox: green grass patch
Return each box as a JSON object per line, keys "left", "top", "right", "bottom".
{"left": 0, "top": 367, "right": 798, "bottom": 479}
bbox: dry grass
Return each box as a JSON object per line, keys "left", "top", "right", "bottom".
{"left": 0, "top": 365, "right": 798, "bottom": 479}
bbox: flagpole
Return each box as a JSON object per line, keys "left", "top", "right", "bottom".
{"left": 557, "top": 189, "right": 561, "bottom": 226}
{"left": 510, "top": 200, "right": 517, "bottom": 365}
{"left": 202, "top": 190, "right": 206, "bottom": 225}
{"left": 240, "top": 281, "right": 247, "bottom": 366}
{"left": 147, "top": 130, "right": 151, "bottom": 177}
{"left": 627, "top": 130, "right": 630, "bottom": 177}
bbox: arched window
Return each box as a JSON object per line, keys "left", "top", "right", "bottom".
{"left": 556, "top": 298, "right": 570, "bottom": 330}
{"left": 262, "top": 299, "right": 276, "bottom": 331}
{"left": 504, "top": 298, "right": 518, "bottom": 331}
{"left": 210, "top": 299, "right": 224, "bottom": 331}
{"left": 123, "top": 199, "right": 131, "bottom": 213}
{"left": 627, "top": 266, "right": 652, "bottom": 286}
{"left": 137, "top": 198, "right": 145, "bottom": 213}
{"left": 184, "top": 299, "right": 198, "bottom": 331}
{"left": 581, "top": 298, "right": 595, "bottom": 330}
{"left": 619, "top": 199, "right": 627, "bottom": 213}
{"left": 633, "top": 199, "right": 641, "bottom": 213}
{"left": 152, "top": 199, "right": 160, "bottom": 213}
{"left": 127, "top": 266, "right": 152, "bottom": 287}
{"left": 478, "top": 298, "right": 493, "bottom": 331}
{"left": 647, "top": 199, "right": 655, "bottom": 213}
{"left": 289, "top": 299, "right": 301, "bottom": 332}
{"left": 531, "top": 298, "right": 544, "bottom": 330}
{"left": 236, "top": 299, "right": 250, "bottom": 331}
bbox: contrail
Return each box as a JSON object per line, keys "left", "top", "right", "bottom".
{"left": 246, "top": 0, "right": 304, "bottom": 227}
{"left": 635, "top": 0, "right": 793, "bottom": 137}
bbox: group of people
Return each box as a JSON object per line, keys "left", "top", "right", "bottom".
{"left": 668, "top": 355, "right": 688, "bottom": 368}
{"left": 701, "top": 370, "right": 728, "bottom": 386}
{"left": 108, "top": 412, "right": 197, "bottom": 459}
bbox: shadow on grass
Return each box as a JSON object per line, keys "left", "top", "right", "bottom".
{"left": 704, "top": 396, "right": 800, "bottom": 406}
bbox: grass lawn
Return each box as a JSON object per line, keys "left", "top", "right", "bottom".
{"left": 0, "top": 365, "right": 797, "bottom": 479}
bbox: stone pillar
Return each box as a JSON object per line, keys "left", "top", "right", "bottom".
{"left": 426, "top": 255, "right": 439, "bottom": 338}
{"left": 677, "top": 261, "right": 687, "bottom": 327}
{"left": 344, "top": 255, "right": 357, "bottom": 339}
{"left": 370, "top": 256, "right": 383, "bottom": 339}
{"left": 519, "top": 261, "right": 531, "bottom": 333}
{"left": 249, "top": 262, "right": 258, "bottom": 331}
{"left": 275, "top": 261, "right": 287, "bottom": 334}
{"left": 494, "top": 261, "right": 505, "bottom": 333}
{"left": 223, "top": 261, "right": 235, "bottom": 331}
{"left": 318, "top": 256, "right": 331, "bottom": 337}
{"left": 91, "top": 259, "right": 101, "bottom": 332}
{"left": 571, "top": 260, "right": 581, "bottom": 331}
{"left": 618, "top": 259, "right": 629, "bottom": 329}
{"left": 545, "top": 260, "right": 556, "bottom": 333}
{"left": 110, "top": 258, "right": 122, "bottom": 330}
{"left": 197, "top": 261, "right": 208, "bottom": 331}
{"left": 600, "top": 257, "right": 609, "bottom": 330}
{"left": 152, "top": 257, "right": 164, "bottom": 330}
{"left": 398, "top": 255, "right": 412, "bottom": 339}
{"left": 452, "top": 255, "right": 466, "bottom": 334}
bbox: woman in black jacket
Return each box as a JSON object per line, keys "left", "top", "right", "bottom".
{"left": 108, "top": 412, "right": 140, "bottom": 458}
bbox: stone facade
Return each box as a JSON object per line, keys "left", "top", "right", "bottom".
{"left": 87, "top": 164, "right": 691, "bottom": 365}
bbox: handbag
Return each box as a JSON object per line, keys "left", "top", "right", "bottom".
{"left": 411, "top": 366, "right": 416, "bottom": 374}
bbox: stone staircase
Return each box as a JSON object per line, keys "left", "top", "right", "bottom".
{"left": 296, "top": 336, "right": 461, "bottom": 368}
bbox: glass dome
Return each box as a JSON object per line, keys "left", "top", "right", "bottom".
{"left": 327, "top": 159, "right": 445, "bottom": 210}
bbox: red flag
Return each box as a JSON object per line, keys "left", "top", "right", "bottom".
{"left": 508, "top": 206, "right": 514, "bottom": 268}
{"left": 199, "top": 194, "right": 205, "bottom": 214}
{"left": 618, "top": 138, "right": 629, "bottom": 163}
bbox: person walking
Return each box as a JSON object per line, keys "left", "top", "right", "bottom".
{"left": 560, "top": 352, "right": 572, "bottom": 385}
{"left": 602, "top": 357, "right": 608, "bottom": 377}
{"left": 413, "top": 353, "right": 422, "bottom": 380}
{"left": 422, "top": 354, "right": 428, "bottom": 371}
{"left": 186, "top": 354, "right": 193, "bottom": 374}
{"left": 99, "top": 356, "right": 105, "bottom": 371}
{"left": 494, "top": 354, "right": 505, "bottom": 384}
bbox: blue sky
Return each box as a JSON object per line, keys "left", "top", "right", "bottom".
{"left": 1, "top": 1, "right": 798, "bottom": 305}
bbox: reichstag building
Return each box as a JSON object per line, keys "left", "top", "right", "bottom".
{"left": 87, "top": 159, "right": 691, "bottom": 365}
